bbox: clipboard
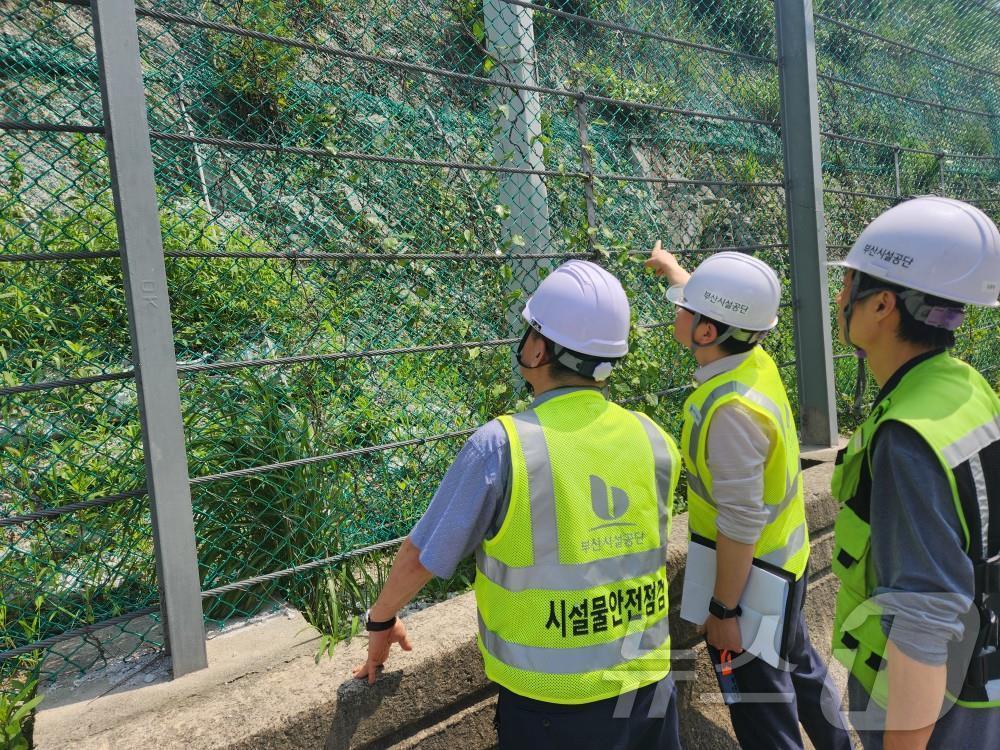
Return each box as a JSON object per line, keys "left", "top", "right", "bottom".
{"left": 679, "top": 533, "right": 797, "bottom": 668}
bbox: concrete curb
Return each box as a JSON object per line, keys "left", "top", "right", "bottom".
{"left": 34, "top": 459, "right": 844, "bottom": 750}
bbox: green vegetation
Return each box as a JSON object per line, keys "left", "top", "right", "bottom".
{"left": 1, "top": 603, "right": 44, "bottom": 750}
{"left": 1, "top": 0, "right": 998, "bottom": 709}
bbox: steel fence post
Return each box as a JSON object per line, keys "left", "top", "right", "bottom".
{"left": 574, "top": 96, "right": 598, "bottom": 256}
{"left": 775, "top": 0, "right": 838, "bottom": 448}
{"left": 91, "top": 0, "right": 207, "bottom": 677}
{"left": 484, "top": 0, "right": 552, "bottom": 337}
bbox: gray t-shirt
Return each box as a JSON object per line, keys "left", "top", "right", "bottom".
{"left": 410, "top": 387, "right": 602, "bottom": 578}
{"left": 693, "top": 351, "right": 772, "bottom": 545}
{"left": 869, "top": 421, "right": 974, "bottom": 665}
{"left": 409, "top": 417, "right": 511, "bottom": 578}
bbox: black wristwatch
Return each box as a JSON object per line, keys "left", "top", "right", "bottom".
{"left": 365, "top": 609, "right": 397, "bottom": 632}
{"left": 708, "top": 597, "right": 742, "bottom": 620}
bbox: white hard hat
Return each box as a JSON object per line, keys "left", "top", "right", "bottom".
{"left": 521, "top": 260, "right": 630, "bottom": 358}
{"left": 665, "top": 251, "right": 781, "bottom": 332}
{"left": 831, "top": 196, "right": 1000, "bottom": 307}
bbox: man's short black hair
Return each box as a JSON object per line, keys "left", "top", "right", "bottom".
{"left": 855, "top": 273, "right": 963, "bottom": 349}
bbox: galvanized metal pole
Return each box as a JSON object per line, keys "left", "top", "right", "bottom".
{"left": 91, "top": 0, "right": 207, "bottom": 677}
{"left": 574, "top": 96, "right": 598, "bottom": 256}
{"left": 774, "top": 0, "right": 838, "bottom": 447}
{"left": 484, "top": 0, "right": 552, "bottom": 339}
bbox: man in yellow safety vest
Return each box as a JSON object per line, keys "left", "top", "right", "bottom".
{"left": 354, "top": 260, "right": 684, "bottom": 749}
{"left": 647, "top": 243, "right": 851, "bottom": 750}
{"left": 829, "top": 196, "right": 1000, "bottom": 748}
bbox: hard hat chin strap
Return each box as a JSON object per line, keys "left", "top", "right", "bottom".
{"left": 843, "top": 270, "right": 875, "bottom": 356}
{"left": 843, "top": 273, "right": 967, "bottom": 354}
{"left": 897, "top": 290, "right": 966, "bottom": 331}
{"left": 516, "top": 327, "right": 617, "bottom": 379}
{"left": 687, "top": 312, "right": 767, "bottom": 352}
{"left": 551, "top": 345, "right": 616, "bottom": 380}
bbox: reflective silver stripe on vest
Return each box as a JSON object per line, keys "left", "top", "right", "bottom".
{"left": 510, "top": 410, "right": 559, "bottom": 566}
{"left": 688, "top": 467, "right": 800, "bottom": 524}
{"left": 480, "top": 408, "right": 671, "bottom": 593}
{"left": 767, "top": 470, "right": 802, "bottom": 523}
{"left": 631, "top": 411, "right": 674, "bottom": 535}
{"left": 686, "top": 472, "right": 712, "bottom": 505}
{"left": 685, "top": 381, "right": 791, "bottom": 507}
{"left": 970, "top": 453, "right": 990, "bottom": 559}
{"left": 941, "top": 415, "right": 1000, "bottom": 468}
{"left": 759, "top": 521, "right": 807, "bottom": 567}
{"left": 478, "top": 611, "right": 670, "bottom": 675}
{"left": 686, "top": 381, "right": 788, "bottom": 463}
{"left": 476, "top": 545, "right": 668, "bottom": 592}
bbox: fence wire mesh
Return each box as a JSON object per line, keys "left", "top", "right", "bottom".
{"left": 2, "top": 0, "right": 792, "bottom": 685}
{"left": 813, "top": 0, "right": 1000, "bottom": 425}
{"left": 2, "top": 0, "right": 996, "bottom": 696}
{"left": 137, "top": 0, "right": 794, "bottom": 651}
{"left": 1, "top": 0, "right": 164, "bottom": 695}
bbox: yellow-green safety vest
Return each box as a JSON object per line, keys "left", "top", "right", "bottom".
{"left": 474, "top": 389, "right": 680, "bottom": 704}
{"left": 831, "top": 352, "right": 1000, "bottom": 708}
{"left": 681, "top": 347, "right": 809, "bottom": 579}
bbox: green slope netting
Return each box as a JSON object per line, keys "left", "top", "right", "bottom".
{"left": 1, "top": 0, "right": 997, "bottom": 686}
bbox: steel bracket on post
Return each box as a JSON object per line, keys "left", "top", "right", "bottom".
{"left": 775, "top": 0, "right": 838, "bottom": 448}
{"left": 91, "top": 0, "right": 207, "bottom": 677}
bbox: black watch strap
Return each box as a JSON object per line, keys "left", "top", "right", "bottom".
{"left": 709, "top": 597, "right": 742, "bottom": 620}
{"left": 365, "top": 609, "right": 397, "bottom": 632}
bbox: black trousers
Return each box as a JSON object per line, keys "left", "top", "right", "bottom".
{"left": 496, "top": 676, "right": 682, "bottom": 750}
{"left": 706, "top": 574, "right": 853, "bottom": 750}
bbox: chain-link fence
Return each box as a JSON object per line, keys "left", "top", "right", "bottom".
{"left": 1, "top": 0, "right": 166, "bottom": 693}
{"left": 813, "top": 0, "right": 1000, "bottom": 425}
{"left": 0, "top": 0, "right": 996, "bottom": 693}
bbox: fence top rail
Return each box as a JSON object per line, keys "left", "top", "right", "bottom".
{"left": 150, "top": 130, "right": 784, "bottom": 182}
{"left": 502, "top": 0, "right": 778, "bottom": 66}
{"left": 0, "top": 489, "right": 146, "bottom": 527}
{"left": 819, "top": 130, "right": 1000, "bottom": 162}
{"left": 816, "top": 72, "right": 999, "bottom": 121}
{"left": 0, "top": 119, "right": 103, "bottom": 134}
{"left": 813, "top": 12, "right": 1000, "bottom": 82}
{"left": 134, "top": 6, "right": 779, "bottom": 128}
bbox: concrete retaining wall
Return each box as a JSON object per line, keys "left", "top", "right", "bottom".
{"left": 34, "top": 455, "right": 845, "bottom": 749}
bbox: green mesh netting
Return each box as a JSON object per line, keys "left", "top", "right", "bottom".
{"left": 814, "top": 0, "right": 1000, "bottom": 427}
{"left": 2, "top": 0, "right": 997, "bottom": 692}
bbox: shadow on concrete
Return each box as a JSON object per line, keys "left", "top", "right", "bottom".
{"left": 326, "top": 669, "right": 405, "bottom": 749}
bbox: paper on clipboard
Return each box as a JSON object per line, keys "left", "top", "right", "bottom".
{"left": 679, "top": 539, "right": 791, "bottom": 668}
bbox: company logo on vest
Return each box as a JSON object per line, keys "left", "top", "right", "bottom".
{"left": 589, "top": 475, "right": 636, "bottom": 527}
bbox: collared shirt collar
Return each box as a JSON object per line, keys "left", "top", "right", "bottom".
{"left": 692, "top": 350, "right": 753, "bottom": 385}
{"left": 530, "top": 385, "right": 604, "bottom": 409}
